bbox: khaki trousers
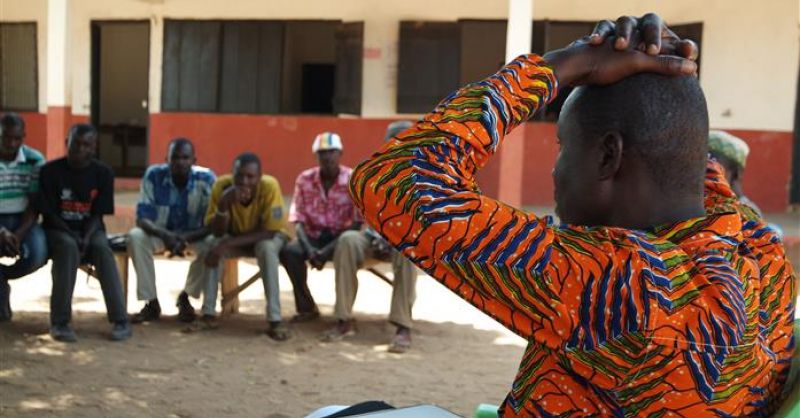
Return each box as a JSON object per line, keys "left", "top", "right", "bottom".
{"left": 333, "top": 230, "right": 417, "bottom": 328}
{"left": 126, "top": 227, "right": 210, "bottom": 302}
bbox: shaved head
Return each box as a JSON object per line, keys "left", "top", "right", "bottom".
{"left": 554, "top": 74, "right": 709, "bottom": 227}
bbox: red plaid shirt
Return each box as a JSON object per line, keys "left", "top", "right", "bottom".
{"left": 289, "top": 166, "right": 361, "bottom": 239}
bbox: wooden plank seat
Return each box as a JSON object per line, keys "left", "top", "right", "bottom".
{"left": 78, "top": 250, "right": 131, "bottom": 308}
{"left": 220, "top": 257, "right": 394, "bottom": 315}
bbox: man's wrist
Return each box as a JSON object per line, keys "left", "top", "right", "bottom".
{"left": 542, "top": 47, "right": 584, "bottom": 87}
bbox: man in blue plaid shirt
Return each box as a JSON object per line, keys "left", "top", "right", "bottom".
{"left": 127, "top": 138, "right": 216, "bottom": 323}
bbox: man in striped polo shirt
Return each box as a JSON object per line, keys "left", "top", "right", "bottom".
{"left": 0, "top": 113, "right": 48, "bottom": 321}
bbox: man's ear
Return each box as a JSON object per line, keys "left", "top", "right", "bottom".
{"left": 598, "top": 131, "right": 623, "bottom": 181}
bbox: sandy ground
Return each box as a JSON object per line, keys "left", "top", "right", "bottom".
{"left": 1, "top": 258, "right": 526, "bottom": 417}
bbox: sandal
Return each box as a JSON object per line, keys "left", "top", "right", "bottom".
{"left": 320, "top": 320, "right": 356, "bottom": 342}
{"left": 388, "top": 328, "right": 411, "bottom": 353}
{"left": 181, "top": 314, "right": 218, "bottom": 333}
{"left": 266, "top": 321, "right": 291, "bottom": 341}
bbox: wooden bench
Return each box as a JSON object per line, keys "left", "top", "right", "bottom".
{"left": 220, "top": 257, "right": 394, "bottom": 315}
{"left": 78, "top": 250, "right": 131, "bottom": 308}
{"left": 78, "top": 249, "right": 395, "bottom": 316}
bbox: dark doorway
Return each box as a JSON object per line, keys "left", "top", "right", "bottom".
{"left": 91, "top": 21, "right": 150, "bottom": 177}
{"left": 301, "top": 63, "right": 335, "bottom": 113}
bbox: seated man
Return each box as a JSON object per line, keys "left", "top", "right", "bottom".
{"left": 349, "top": 14, "right": 794, "bottom": 416}
{"left": 280, "top": 132, "right": 361, "bottom": 321}
{"left": 195, "top": 152, "right": 289, "bottom": 340}
{"left": 319, "top": 123, "right": 419, "bottom": 353}
{"left": 39, "top": 124, "right": 130, "bottom": 342}
{"left": 708, "top": 130, "right": 762, "bottom": 216}
{"left": 0, "top": 113, "right": 48, "bottom": 321}
{"left": 127, "top": 138, "right": 216, "bottom": 323}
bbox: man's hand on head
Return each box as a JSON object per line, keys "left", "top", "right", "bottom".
{"left": 588, "top": 14, "right": 699, "bottom": 60}
{"left": 543, "top": 13, "right": 698, "bottom": 87}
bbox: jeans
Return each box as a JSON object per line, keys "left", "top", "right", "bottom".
{"left": 46, "top": 228, "right": 127, "bottom": 326}
{"left": 0, "top": 213, "right": 48, "bottom": 280}
{"left": 0, "top": 213, "right": 48, "bottom": 317}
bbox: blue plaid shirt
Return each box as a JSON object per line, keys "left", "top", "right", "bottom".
{"left": 136, "top": 164, "right": 216, "bottom": 232}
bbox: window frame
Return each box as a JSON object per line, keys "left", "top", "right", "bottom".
{"left": 0, "top": 21, "right": 39, "bottom": 112}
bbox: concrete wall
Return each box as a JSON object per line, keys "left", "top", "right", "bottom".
{"left": 3, "top": 0, "right": 795, "bottom": 129}
{"left": 1, "top": 0, "right": 798, "bottom": 211}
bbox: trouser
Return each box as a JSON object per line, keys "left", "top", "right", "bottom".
{"left": 0, "top": 214, "right": 48, "bottom": 280}
{"left": 47, "top": 228, "right": 127, "bottom": 326}
{"left": 279, "top": 232, "right": 336, "bottom": 314}
{"left": 0, "top": 214, "right": 48, "bottom": 314}
{"left": 333, "top": 230, "right": 417, "bottom": 329}
{"left": 194, "top": 233, "right": 287, "bottom": 321}
{"left": 126, "top": 226, "right": 208, "bottom": 302}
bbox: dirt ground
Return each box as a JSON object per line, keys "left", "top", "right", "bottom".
{"left": 0, "top": 258, "right": 526, "bottom": 417}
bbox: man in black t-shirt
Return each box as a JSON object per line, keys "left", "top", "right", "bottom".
{"left": 38, "top": 124, "right": 130, "bottom": 342}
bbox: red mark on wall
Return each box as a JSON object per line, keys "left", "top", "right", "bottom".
{"left": 364, "top": 47, "right": 382, "bottom": 59}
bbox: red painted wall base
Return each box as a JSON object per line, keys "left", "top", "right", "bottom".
{"left": 11, "top": 111, "right": 795, "bottom": 213}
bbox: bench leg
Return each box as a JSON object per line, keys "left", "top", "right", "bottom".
{"left": 220, "top": 258, "right": 239, "bottom": 315}
{"left": 113, "top": 253, "right": 129, "bottom": 309}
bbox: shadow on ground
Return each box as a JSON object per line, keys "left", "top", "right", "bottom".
{"left": 0, "top": 307, "right": 521, "bottom": 418}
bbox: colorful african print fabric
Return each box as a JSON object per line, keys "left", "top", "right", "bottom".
{"left": 349, "top": 54, "right": 796, "bottom": 417}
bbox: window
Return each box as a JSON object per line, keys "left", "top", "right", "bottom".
{"left": 397, "top": 21, "right": 460, "bottom": 113}
{"left": 530, "top": 21, "right": 597, "bottom": 121}
{"left": 0, "top": 22, "right": 38, "bottom": 111}
{"left": 161, "top": 20, "right": 362, "bottom": 115}
{"left": 398, "top": 20, "right": 704, "bottom": 117}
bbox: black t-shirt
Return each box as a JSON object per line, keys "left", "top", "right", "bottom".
{"left": 38, "top": 157, "right": 114, "bottom": 233}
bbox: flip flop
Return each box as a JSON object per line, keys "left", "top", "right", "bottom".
{"left": 181, "top": 315, "right": 218, "bottom": 333}
{"left": 388, "top": 331, "right": 411, "bottom": 353}
{"left": 320, "top": 320, "right": 356, "bottom": 342}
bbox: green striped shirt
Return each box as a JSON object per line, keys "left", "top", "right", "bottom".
{"left": 0, "top": 145, "right": 45, "bottom": 214}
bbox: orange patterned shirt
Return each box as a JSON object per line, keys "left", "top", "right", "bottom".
{"left": 350, "top": 54, "right": 795, "bottom": 417}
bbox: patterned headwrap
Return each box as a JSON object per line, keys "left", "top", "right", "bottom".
{"left": 708, "top": 130, "right": 750, "bottom": 169}
{"left": 384, "top": 120, "right": 414, "bottom": 142}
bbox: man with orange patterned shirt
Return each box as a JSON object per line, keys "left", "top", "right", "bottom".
{"left": 349, "top": 14, "right": 795, "bottom": 418}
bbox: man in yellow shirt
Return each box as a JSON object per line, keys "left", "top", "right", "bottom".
{"left": 192, "top": 152, "right": 290, "bottom": 340}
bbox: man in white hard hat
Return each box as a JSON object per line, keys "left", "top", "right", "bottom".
{"left": 281, "top": 132, "right": 362, "bottom": 321}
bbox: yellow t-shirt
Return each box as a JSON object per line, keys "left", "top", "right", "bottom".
{"left": 205, "top": 174, "right": 287, "bottom": 235}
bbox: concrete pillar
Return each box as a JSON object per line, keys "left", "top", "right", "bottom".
{"left": 497, "top": 0, "right": 533, "bottom": 207}
{"left": 45, "top": 0, "right": 71, "bottom": 160}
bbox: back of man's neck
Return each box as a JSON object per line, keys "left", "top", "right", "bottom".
{"left": 611, "top": 194, "right": 705, "bottom": 230}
